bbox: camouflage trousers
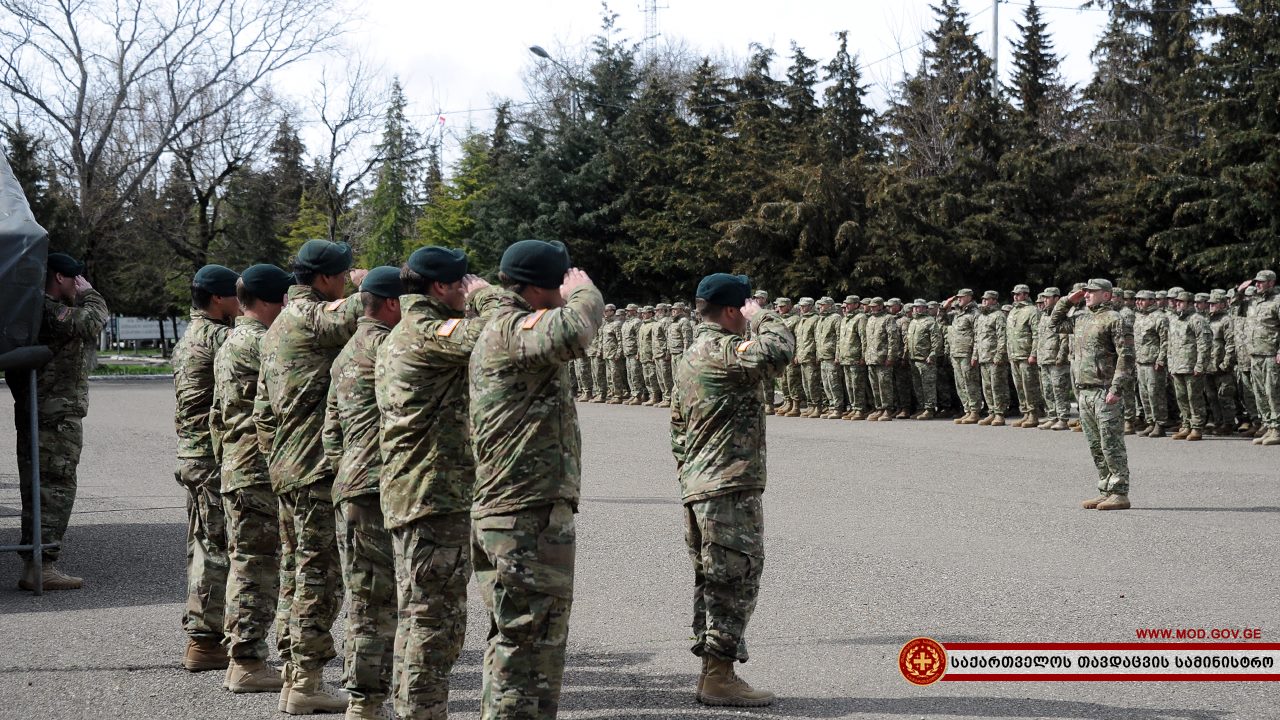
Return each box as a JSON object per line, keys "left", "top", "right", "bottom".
{"left": 656, "top": 356, "right": 674, "bottom": 397}
{"left": 893, "top": 364, "right": 913, "bottom": 413}
{"left": 590, "top": 357, "right": 607, "bottom": 399}
{"left": 176, "top": 457, "right": 228, "bottom": 642}
{"left": 1236, "top": 368, "right": 1258, "bottom": 420}
{"left": 626, "top": 358, "right": 646, "bottom": 401}
{"left": 1039, "top": 364, "right": 1072, "bottom": 421}
{"left": 642, "top": 360, "right": 662, "bottom": 402}
{"left": 1171, "top": 373, "right": 1207, "bottom": 430}
{"left": 572, "top": 358, "right": 593, "bottom": 398}
{"left": 567, "top": 362, "right": 578, "bottom": 395}
{"left": 910, "top": 361, "right": 938, "bottom": 411}
{"left": 819, "top": 360, "right": 846, "bottom": 413}
{"left": 278, "top": 479, "right": 343, "bottom": 671}
{"left": 1077, "top": 387, "right": 1129, "bottom": 493}
{"left": 1249, "top": 356, "right": 1280, "bottom": 429}
{"left": 683, "top": 489, "right": 763, "bottom": 663}
{"left": 868, "top": 365, "right": 895, "bottom": 412}
{"left": 337, "top": 494, "right": 396, "bottom": 703}
{"left": 979, "top": 363, "right": 1010, "bottom": 415}
{"left": 784, "top": 364, "right": 805, "bottom": 404}
{"left": 14, "top": 412, "right": 81, "bottom": 563}
{"left": 1136, "top": 363, "right": 1169, "bottom": 426}
{"left": 223, "top": 484, "right": 286, "bottom": 660}
{"left": 841, "top": 364, "right": 869, "bottom": 412}
{"left": 800, "top": 362, "right": 821, "bottom": 410}
{"left": 472, "top": 502, "right": 575, "bottom": 720}
{"left": 951, "top": 357, "right": 982, "bottom": 413}
{"left": 605, "top": 357, "right": 628, "bottom": 401}
{"left": 1206, "top": 372, "right": 1237, "bottom": 429}
{"left": 392, "top": 512, "right": 472, "bottom": 719}
{"left": 1010, "top": 360, "right": 1044, "bottom": 415}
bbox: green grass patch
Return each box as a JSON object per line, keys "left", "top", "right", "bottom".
{"left": 92, "top": 363, "right": 173, "bottom": 376}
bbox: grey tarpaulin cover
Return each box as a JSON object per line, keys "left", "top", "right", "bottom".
{"left": 0, "top": 152, "right": 49, "bottom": 353}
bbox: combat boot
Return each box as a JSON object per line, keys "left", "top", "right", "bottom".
{"left": 183, "top": 637, "right": 228, "bottom": 672}
{"left": 1037, "top": 418, "right": 1054, "bottom": 430}
{"left": 1072, "top": 423, "right": 1083, "bottom": 432}
{"left": 1096, "top": 494, "right": 1131, "bottom": 511}
{"left": 1171, "top": 427, "right": 1190, "bottom": 440}
{"left": 1238, "top": 420, "right": 1254, "bottom": 434}
{"left": 1019, "top": 413, "right": 1037, "bottom": 428}
{"left": 699, "top": 657, "right": 774, "bottom": 707}
{"left": 278, "top": 663, "right": 294, "bottom": 712}
{"left": 895, "top": 409, "right": 910, "bottom": 419}
{"left": 764, "top": 404, "right": 775, "bottom": 415}
{"left": 1123, "top": 420, "right": 1135, "bottom": 435}
{"left": 1261, "top": 430, "right": 1280, "bottom": 446}
{"left": 1050, "top": 419, "right": 1069, "bottom": 431}
{"left": 657, "top": 400, "right": 670, "bottom": 408}
{"left": 1148, "top": 424, "right": 1166, "bottom": 438}
{"left": 17, "top": 562, "right": 83, "bottom": 592}
{"left": 958, "top": 412, "right": 980, "bottom": 425}
{"left": 977, "top": 414, "right": 993, "bottom": 426}
{"left": 695, "top": 655, "right": 711, "bottom": 701}
{"left": 1081, "top": 494, "right": 1110, "bottom": 509}
{"left": 1185, "top": 429, "right": 1203, "bottom": 441}
{"left": 847, "top": 410, "right": 867, "bottom": 421}
{"left": 345, "top": 696, "right": 389, "bottom": 719}
{"left": 878, "top": 412, "right": 895, "bottom": 421}
{"left": 606, "top": 397, "right": 621, "bottom": 405}
{"left": 866, "top": 410, "right": 882, "bottom": 421}
{"left": 990, "top": 414, "right": 1006, "bottom": 427}
{"left": 782, "top": 404, "right": 801, "bottom": 418}
{"left": 1068, "top": 419, "right": 1080, "bottom": 428}
{"left": 916, "top": 409, "right": 934, "bottom": 420}
{"left": 824, "top": 411, "right": 844, "bottom": 419}
{"left": 283, "top": 667, "right": 348, "bottom": 715}
{"left": 224, "top": 658, "right": 286, "bottom": 693}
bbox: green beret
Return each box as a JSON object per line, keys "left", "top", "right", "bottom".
{"left": 1085, "top": 278, "right": 1113, "bottom": 292}
{"left": 193, "top": 264, "right": 240, "bottom": 296}
{"left": 239, "top": 264, "right": 294, "bottom": 303}
{"left": 47, "top": 252, "right": 85, "bottom": 277}
{"left": 295, "top": 239, "right": 354, "bottom": 276}
{"left": 408, "top": 246, "right": 468, "bottom": 283}
{"left": 695, "top": 273, "right": 751, "bottom": 307}
{"left": 500, "top": 239, "right": 570, "bottom": 289}
{"left": 360, "top": 266, "right": 404, "bottom": 299}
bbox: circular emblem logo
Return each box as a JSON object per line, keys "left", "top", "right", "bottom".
{"left": 899, "top": 637, "right": 947, "bottom": 685}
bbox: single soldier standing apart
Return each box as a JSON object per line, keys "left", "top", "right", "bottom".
{"left": 10, "top": 252, "right": 108, "bottom": 591}
{"left": 469, "top": 240, "right": 603, "bottom": 719}
{"left": 1047, "top": 280, "right": 1135, "bottom": 510}
{"left": 173, "top": 263, "right": 240, "bottom": 671}
{"left": 669, "top": 273, "right": 794, "bottom": 707}
{"left": 212, "top": 264, "right": 294, "bottom": 693}
{"left": 258, "top": 239, "right": 367, "bottom": 714}
{"left": 377, "top": 248, "right": 496, "bottom": 720}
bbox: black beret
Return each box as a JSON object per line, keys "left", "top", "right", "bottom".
{"left": 360, "top": 266, "right": 404, "bottom": 299}
{"left": 500, "top": 239, "right": 570, "bottom": 289}
{"left": 407, "top": 246, "right": 468, "bottom": 283}
{"left": 239, "top": 264, "right": 294, "bottom": 303}
{"left": 47, "top": 252, "right": 85, "bottom": 277}
{"left": 295, "top": 239, "right": 354, "bottom": 275}
{"left": 696, "top": 273, "right": 751, "bottom": 307}
{"left": 193, "top": 264, "right": 240, "bottom": 297}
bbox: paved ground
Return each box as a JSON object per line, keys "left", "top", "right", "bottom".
{"left": 1, "top": 380, "right": 1277, "bottom": 720}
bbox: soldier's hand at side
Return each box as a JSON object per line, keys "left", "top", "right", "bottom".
{"left": 1105, "top": 392, "right": 1120, "bottom": 405}
{"left": 560, "top": 268, "right": 592, "bottom": 301}
{"left": 1028, "top": 356, "right": 1037, "bottom": 366}
{"left": 349, "top": 268, "right": 369, "bottom": 286}
{"left": 970, "top": 358, "right": 978, "bottom": 368}
{"left": 1155, "top": 362, "right": 1164, "bottom": 372}
{"left": 74, "top": 275, "right": 93, "bottom": 293}
{"left": 461, "top": 274, "right": 490, "bottom": 298}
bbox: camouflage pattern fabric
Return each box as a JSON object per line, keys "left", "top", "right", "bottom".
{"left": 1233, "top": 310, "right": 1257, "bottom": 420}
{"left": 1118, "top": 304, "right": 1140, "bottom": 422}
{"left": 863, "top": 310, "right": 900, "bottom": 412}
{"left": 893, "top": 314, "right": 913, "bottom": 412}
{"left": 837, "top": 311, "right": 868, "bottom": 412}
{"left": 1168, "top": 309, "right": 1211, "bottom": 429}
{"left": 910, "top": 361, "right": 938, "bottom": 411}
{"left": 1171, "top": 374, "right": 1208, "bottom": 430}
{"left": 975, "top": 307, "right": 1009, "bottom": 414}
{"left": 601, "top": 317, "right": 629, "bottom": 401}
{"left": 820, "top": 360, "right": 846, "bottom": 413}
{"left": 222, "top": 484, "right": 283, "bottom": 660}
{"left": 1077, "top": 387, "right": 1130, "bottom": 494}
{"left": 174, "top": 309, "right": 232, "bottom": 460}
{"left": 979, "top": 362, "right": 1010, "bottom": 415}
{"left": 213, "top": 317, "right": 272, "bottom": 494}
{"left": 337, "top": 494, "right": 396, "bottom": 704}
{"left": 794, "top": 313, "right": 820, "bottom": 409}
{"left": 683, "top": 489, "right": 764, "bottom": 663}
{"left": 1040, "top": 364, "right": 1074, "bottom": 422}
{"left": 1133, "top": 307, "right": 1170, "bottom": 426}
{"left": 324, "top": 317, "right": 392, "bottom": 504}
{"left": 655, "top": 314, "right": 673, "bottom": 397}
{"left": 1249, "top": 289, "right": 1280, "bottom": 429}
{"left": 622, "top": 315, "right": 644, "bottom": 400}
{"left": 278, "top": 479, "right": 342, "bottom": 671}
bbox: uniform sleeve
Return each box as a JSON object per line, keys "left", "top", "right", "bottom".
{"left": 46, "top": 289, "right": 110, "bottom": 342}
{"left": 669, "top": 380, "right": 687, "bottom": 469}
{"left": 1157, "top": 316, "right": 1169, "bottom": 366}
{"left": 515, "top": 285, "right": 605, "bottom": 366}
{"left": 1109, "top": 314, "right": 1136, "bottom": 396}
{"left": 995, "top": 317, "right": 1009, "bottom": 363}
{"left": 1223, "top": 321, "right": 1235, "bottom": 371}
{"left": 311, "top": 293, "right": 366, "bottom": 349}
{"left": 725, "top": 311, "right": 795, "bottom": 382}
{"left": 1194, "top": 317, "right": 1212, "bottom": 375}
{"left": 322, "top": 369, "right": 342, "bottom": 472}
{"left": 930, "top": 320, "right": 944, "bottom": 361}
{"left": 887, "top": 320, "right": 902, "bottom": 363}
{"left": 253, "top": 371, "right": 277, "bottom": 457}
{"left": 1048, "top": 297, "right": 1073, "bottom": 333}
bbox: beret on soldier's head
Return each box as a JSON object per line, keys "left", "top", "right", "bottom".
{"left": 957, "top": 288, "right": 974, "bottom": 298}
{"left": 47, "top": 252, "right": 85, "bottom": 277}
{"left": 193, "top": 264, "right": 240, "bottom": 297}
{"left": 1012, "top": 284, "right": 1031, "bottom": 294}
{"left": 408, "top": 246, "right": 468, "bottom": 283}
{"left": 1254, "top": 270, "right": 1276, "bottom": 283}
{"left": 360, "top": 266, "right": 405, "bottom": 299}
{"left": 695, "top": 273, "right": 751, "bottom": 308}
{"left": 295, "top": 239, "right": 354, "bottom": 276}
{"left": 500, "top": 239, "right": 571, "bottom": 289}
{"left": 239, "top": 264, "right": 294, "bottom": 303}
{"left": 982, "top": 290, "right": 999, "bottom": 300}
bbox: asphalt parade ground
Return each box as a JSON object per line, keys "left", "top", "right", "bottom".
{"left": 2, "top": 380, "right": 1277, "bottom": 720}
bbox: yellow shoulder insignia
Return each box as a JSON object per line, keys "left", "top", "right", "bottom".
{"left": 437, "top": 318, "right": 461, "bottom": 337}
{"left": 521, "top": 309, "right": 548, "bottom": 330}
{"left": 736, "top": 340, "right": 755, "bottom": 354}
{"left": 325, "top": 298, "right": 346, "bottom": 312}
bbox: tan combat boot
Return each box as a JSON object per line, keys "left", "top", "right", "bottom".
{"left": 1037, "top": 418, "right": 1054, "bottom": 429}
{"left": 278, "top": 663, "right": 294, "bottom": 712}
{"left": 283, "top": 667, "right": 348, "bottom": 715}
{"left": 225, "top": 658, "right": 286, "bottom": 693}
{"left": 848, "top": 410, "right": 866, "bottom": 421}
{"left": 783, "top": 404, "right": 802, "bottom": 418}
{"left": 1082, "top": 494, "right": 1110, "bottom": 509}
{"left": 345, "top": 696, "right": 389, "bottom": 719}
{"left": 606, "top": 397, "right": 622, "bottom": 405}
{"left": 878, "top": 411, "right": 895, "bottom": 421}
{"left": 183, "top": 637, "right": 229, "bottom": 672}
{"left": 895, "top": 409, "right": 910, "bottom": 419}
{"left": 977, "top": 414, "right": 993, "bottom": 426}
{"left": 990, "top": 414, "right": 1006, "bottom": 426}
{"left": 695, "top": 655, "right": 711, "bottom": 701}
{"left": 698, "top": 657, "right": 774, "bottom": 707}
{"left": 959, "top": 412, "right": 981, "bottom": 425}
{"left": 1185, "top": 428, "right": 1203, "bottom": 441}
{"left": 1261, "top": 430, "right": 1280, "bottom": 446}
{"left": 1072, "top": 422, "right": 1083, "bottom": 432}
{"left": 1051, "top": 419, "right": 1069, "bottom": 431}
{"left": 1096, "top": 494, "right": 1131, "bottom": 511}
{"left": 1171, "top": 427, "right": 1190, "bottom": 440}
{"left": 1251, "top": 429, "right": 1268, "bottom": 445}
{"left": 1018, "top": 413, "right": 1037, "bottom": 428}
{"left": 17, "top": 562, "right": 83, "bottom": 592}
{"left": 764, "top": 403, "right": 775, "bottom": 415}
{"left": 917, "top": 409, "right": 934, "bottom": 420}
{"left": 1148, "top": 424, "right": 1166, "bottom": 438}
{"left": 1123, "top": 420, "right": 1135, "bottom": 435}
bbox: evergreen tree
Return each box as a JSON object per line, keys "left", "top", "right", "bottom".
{"left": 361, "top": 79, "right": 424, "bottom": 267}
{"left": 1, "top": 121, "right": 78, "bottom": 249}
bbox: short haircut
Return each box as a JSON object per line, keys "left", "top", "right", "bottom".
{"left": 694, "top": 298, "right": 729, "bottom": 321}
{"left": 361, "top": 291, "right": 388, "bottom": 315}
{"left": 235, "top": 278, "right": 258, "bottom": 310}
{"left": 291, "top": 264, "right": 317, "bottom": 286}
{"left": 191, "top": 285, "right": 215, "bottom": 310}
{"left": 498, "top": 271, "right": 526, "bottom": 294}
{"left": 400, "top": 265, "right": 430, "bottom": 295}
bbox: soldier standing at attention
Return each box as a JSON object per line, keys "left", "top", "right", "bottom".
{"left": 1167, "top": 291, "right": 1212, "bottom": 442}
{"left": 588, "top": 306, "right": 609, "bottom": 402}
{"left": 638, "top": 306, "right": 661, "bottom": 406}
{"left": 974, "top": 290, "right": 1009, "bottom": 426}
{"left": 1047, "top": 280, "right": 1135, "bottom": 510}
{"left": 815, "top": 297, "right": 845, "bottom": 419}
{"left": 862, "top": 298, "right": 900, "bottom": 421}
{"left": 887, "top": 299, "right": 913, "bottom": 418}
{"left": 776, "top": 298, "right": 804, "bottom": 416}
{"left": 837, "top": 296, "right": 868, "bottom": 420}
{"left": 1232, "top": 287, "right": 1260, "bottom": 434}
{"left": 668, "top": 302, "right": 695, "bottom": 396}
{"left": 1206, "top": 290, "right": 1238, "bottom": 435}
{"left": 1247, "top": 271, "right": 1280, "bottom": 446}
{"left": 941, "top": 290, "right": 982, "bottom": 424}
{"left": 1131, "top": 290, "right": 1169, "bottom": 437}
{"left": 258, "top": 239, "right": 367, "bottom": 713}
{"left": 1115, "top": 289, "right": 1140, "bottom": 434}
{"left": 654, "top": 303, "right": 675, "bottom": 408}
{"left": 906, "top": 299, "right": 943, "bottom": 419}
{"left": 173, "top": 263, "right": 240, "bottom": 671}
{"left": 793, "top": 298, "right": 820, "bottom": 417}
{"left": 601, "top": 305, "right": 627, "bottom": 404}
{"left": 1006, "top": 284, "right": 1044, "bottom": 428}
{"left": 212, "top": 264, "right": 293, "bottom": 693}
{"left": 11, "top": 252, "right": 108, "bottom": 592}
{"left": 575, "top": 312, "right": 597, "bottom": 402}
{"left": 469, "top": 240, "right": 603, "bottom": 719}
{"left": 622, "top": 304, "right": 645, "bottom": 405}
{"left": 670, "top": 273, "right": 794, "bottom": 707}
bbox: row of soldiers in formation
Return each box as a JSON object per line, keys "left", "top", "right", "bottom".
{"left": 573, "top": 277, "right": 1280, "bottom": 446}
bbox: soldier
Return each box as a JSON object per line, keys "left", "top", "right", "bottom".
{"left": 887, "top": 299, "right": 913, "bottom": 418}
{"left": 1167, "top": 291, "right": 1212, "bottom": 441}
{"left": 1206, "top": 290, "right": 1238, "bottom": 436}
{"left": 212, "top": 264, "right": 294, "bottom": 692}
{"left": 1132, "top": 290, "right": 1170, "bottom": 437}
{"left": 638, "top": 306, "right": 661, "bottom": 406}
{"left": 973, "top": 290, "right": 1009, "bottom": 426}
{"left": 815, "top": 296, "right": 845, "bottom": 419}
{"left": 376, "top": 247, "right": 496, "bottom": 720}
{"left": 622, "top": 304, "right": 645, "bottom": 405}
{"left": 1046, "top": 281, "right": 1135, "bottom": 510}
{"left": 173, "top": 263, "right": 240, "bottom": 671}
{"left": 601, "top": 305, "right": 627, "bottom": 404}
{"left": 589, "top": 306, "right": 611, "bottom": 402}
{"left": 862, "top": 298, "right": 900, "bottom": 421}
{"left": 1031, "top": 288, "right": 1069, "bottom": 430}
{"left": 668, "top": 302, "right": 695, "bottom": 386}
{"left": 1246, "top": 270, "right": 1280, "bottom": 446}
{"left": 258, "top": 239, "right": 367, "bottom": 713}
{"left": 469, "top": 240, "right": 603, "bottom": 718}
{"left": 793, "top": 298, "right": 821, "bottom": 417}
{"left": 1233, "top": 287, "right": 1260, "bottom": 434}
{"left": 654, "top": 303, "right": 674, "bottom": 408}
{"left": 941, "top": 290, "right": 982, "bottom": 424}
{"left": 669, "top": 273, "right": 793, "bottom": 707}
{"left": 929, "top": 300, "right": 958, "bottom": 416}
{"left": 1006, "top": 284, "right": 1044, "bottom": 427}
{"left": 776, "top": 298, "right": 805, "bottom": 416}
{"left": 576, "top": 310, "right": 597, "bottom": 402}
{"left": 837, "top": 296, "right": 869, "bottom": 420}
{"left": 906, "top": 299, "right": 943, "bottom": 419}
{"left": 11, "top": 252, "right": 108, "bottom": 592}
{"left": 1115, "top": 288, "right": 1139, "bottom": 433}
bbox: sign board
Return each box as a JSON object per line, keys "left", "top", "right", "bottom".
{"left": 113, "top": 316, "right": 189, "bottom": 341}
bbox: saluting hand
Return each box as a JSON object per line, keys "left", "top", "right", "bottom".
{"left": 741, "top": 300, "right": 762, "bottom": 323}
{"left": 349, "top": 268, "right": 369, "bottom": 286}
{"left": 1068, "top": 288, "right": 1087, "bottom": 305}
{"left": 74, "top": 276, "right": 93, "bottom": 294}
{"left": 560, "top": 268, "right": 593, "bottom": 301}
{"left": 461, "top": 274, "right": 490, "bottom": 298}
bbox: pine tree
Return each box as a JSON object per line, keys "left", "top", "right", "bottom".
{"left": 361, "top": 79, "right": 424, "bottom": 267}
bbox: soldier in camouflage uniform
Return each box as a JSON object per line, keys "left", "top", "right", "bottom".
{"left": 601, "top": 305, "right": 628, "bottom": 403}
{"left": 1115, "top": 289, "right": 1140, "bottom": 433}
{"left": 670, "top": 273, "right": 793, "bottom": 707}
{"left": 776, "top": 298, "right": 805, "bottom": 416}
{"left": 668, "top": 302, "right": 695, "bottom": 373}
{"left": 793, "top": 298, "right": 821, "bottom": 417}
{"left": 887, "top": 299, "right": 914, "bottom": 418}
{"left": 906, "top": 300, "right": 943, "bottom": 419}
{"left": 258, "top": 239, "right": 366, "bottom": 713}
{"left": 212, "top": 264, "right": 293, "bottom": 692}
{"left": 469, "top": 240, "right": 603, "bottom": 719}
{"left": 1166, "top": 291, "right": 1211, "bottom": 441}
{"left": 588, "top": 306, "right": 610, "bottom": 402}
{"left": 11, "top": 253, "right": 108, "bottom": 592}
{"left": 1233, "top": 287, "right": 1259, "bottom": 433}
{"left": 654, "top": 303, "right": 674, "bottom": 408}
{"left": 575, "top": 319, "right": 596, "bottom": 402}
{"left": 929, "top": 301, "right": 958, "bottom": 416}
{"left": 974, "top": 291, "right": 1009, "bottom": 426}
{"left": 1046, "top": 280, "right": 1135, "bottom": 510}
{"left": 638, "top": 306, "right": 662, "bottom": 406}
{"left": 862, "top": 298, "right": 900, "bottom": 421}
{"left": 1006, "top": 284, "right": 1044, "bottom": 427}
{"left": 622, "top": 304, "right": 645, "bottom": 405}
{"left": 814, "top": 297, "right": 845, "bottom": 419}
{"left": 941, "top": 290, "right": 982, "bottom": 424}
{"left": 1248, "top": 271, "right": 1280, "bottom": 445}
{"left": 1131, "top": 290, "right": 1169, "bottom": 437}
{"left": 173, "top": 264, "right": 240, "bottom": 671}
{"left": 837, "top": 296, "right": 869, "bottom": 420}
{"left": 1205, "top": 290, "right": 1237, "bottom": 435}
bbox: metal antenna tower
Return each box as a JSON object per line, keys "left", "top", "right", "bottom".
{"left": 641, "top": 0, "right": 665, "bottom": 59}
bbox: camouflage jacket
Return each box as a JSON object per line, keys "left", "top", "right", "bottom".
{"left": 469, "top": 285, "right": 604, "bottom": 518}
{"left": 654, "top": 316, "right": 672, "bottom": 358}
{"left": 20, "top": 290, "right": 109, "bottom": 421}
{"left": 173, "top": 309, "right": 233, "bottom": 459}
{"left": 670, "top": 311, "right": 795, "bottom": 503}
{"left": 793, "top": 313, "right": 819, "bottom": 363}
{"left": 816, "top": 310, "right": 840, "bottom": 362}
{"left": 1131, "top": 308, "right": 1168, "bottom": 366}
{"left": 621, "top": 317, "right": 642, "bottom": 356}
{"left": 906, "top": 315, "right": 944, "bottom": 362}
{"left": 585, "top": 325, "right": 602, "bottom": 358}
{"left": 944, "top": 304, "right": 979, "bottom": 359}
{"left": 212, "top": 317, "right": 271, "bottom": 493}
{"left": 974, "top": 307, "right": 1008, "bottom": 363}
{"left": 1032, "top": 310, "right": 1070, "bottom": 365}
{"left": 638, "top": 320, "right": 656, "bottom": 362}
{"left": 377, "top": 290, "right": 500, "bottom": 528}
{"left": 668, "top": 316, "right": 695, "bottom": 355}
{"left": 1166, "top": 310, "right": 1212, "bottom": 375}
{"left": 1233, "top": 309, "right": 1254, "bottom": 366}
{"left": 257, "top": 285, "right": 364, "bottom": 494}
{"left": 1250, "top": 290, "right": 1280, "bottom": 356}
{"left": 861, "top": 311, "right": 901, "bottom": 365}
{"left": 836, "top": 312, "right": 865, "bottom": 365}
{"left": 1208, "top": 312, "right": 1235, "bottom": 373}
{"left": 601, "top": 317, "right": 624, "bottom": 359}
{"left": 324, "top": 317, "right": 392, "bottom": 503}
{"left": 1005, "top": 301, "right": 1039, "bottom": 360}
{"left": 1048, "top": 298, "right": 1134, "bottom": 394}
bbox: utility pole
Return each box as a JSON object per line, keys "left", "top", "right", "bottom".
{"left": 991, "top": 0, "right": 1000, "bottom": 87}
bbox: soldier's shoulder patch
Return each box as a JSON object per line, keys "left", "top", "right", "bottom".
{"left": 55, "top": 305, "right": 73, "bottom": 322}
{"left": 326, "top": 298, "right": 346, "bottom": 312}
{"left": 437, "top": 318, "right": 461, "bottom": 337}
{"left": 521, "top": 309, "right": 548, "bottom": 330}
{"left": 736, "top": 340, "right": 755, "bottom": 354}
